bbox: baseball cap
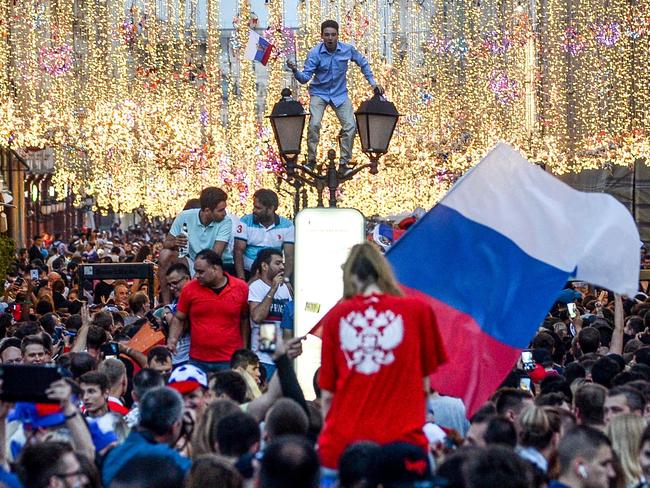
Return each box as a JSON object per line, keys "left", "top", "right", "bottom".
{"left": 557, "top": 288, "right": 581, "bottom": 304}
{"left": 167, "top": 364, "right": 208, "bottom": 394}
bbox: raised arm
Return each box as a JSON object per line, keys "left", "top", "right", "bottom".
{"left": 246, "top": 336, "right": 305, "bottom": 422}
{"left": 46, "top": 379, "right": 95, "bottom": 461}
{"left": 119, "top": 342, "right": 148, "bottom": 369}
{"left": 249, "top": 276, "right": 284, "bottom": 324}
{"left": 71, "top": 305, "right": 91, "bottom": 353}
{"left": 610, "top": 294, "right": 624, "bottom": 355}
{"left": 289, "top": 50, "right": 319, "bottom": 85}
{"left": 351, "top": 46, "right": 379, "bottom": 91}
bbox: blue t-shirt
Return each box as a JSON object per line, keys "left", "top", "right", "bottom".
{"left": 169, "top": 209, "right": 231, "bottom": 262}
{"left": 101, "top": 431, "right": 191, "bottom": 487}
{"left": 281, "top": 300, "right": 294, "bottom": 331}
{"left": 0, "top": 468, "right": 20, "bottom": 488}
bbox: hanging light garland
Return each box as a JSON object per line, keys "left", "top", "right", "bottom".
{"left": 0, "top": 0, "right": 647, "bottom": 218}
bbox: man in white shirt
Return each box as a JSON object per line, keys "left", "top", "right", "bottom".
{"left": 248, "top": 248, "right": 293, "bottom": 378}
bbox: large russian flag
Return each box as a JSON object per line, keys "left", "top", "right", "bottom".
{"left": 244, "top": 30, "right": 273, "bottom": 66}
{"left": 387, "top": 143, "right": 640, "bottom": 416}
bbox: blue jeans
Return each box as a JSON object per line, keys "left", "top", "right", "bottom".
{"left": 308, "top": 96, "right": 356, "bottom": 165}
{"left": 189, "top": 358, "right": 231, "bottom": 375}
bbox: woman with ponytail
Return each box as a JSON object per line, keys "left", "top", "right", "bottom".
{"left": 517, "top": 404, "right": 561, "bottom": 475}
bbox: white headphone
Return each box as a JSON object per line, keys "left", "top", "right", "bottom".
{"left": 578, "top": 465, "right": 588, "bottom": 479}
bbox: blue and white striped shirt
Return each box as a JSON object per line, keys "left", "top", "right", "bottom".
{"left": 235, "top": 215, "right": 295, "bottom": 271}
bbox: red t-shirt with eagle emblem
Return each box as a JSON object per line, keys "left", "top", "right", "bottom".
{"left": 317, "top": 292, "right": 447, "bottom": 469}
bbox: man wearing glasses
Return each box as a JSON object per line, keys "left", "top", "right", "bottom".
{"left": 17, "top": 441, "right": 89, "bottom": 488}
{"left": 164, "top": 263, "right": 191, "bottom": 366}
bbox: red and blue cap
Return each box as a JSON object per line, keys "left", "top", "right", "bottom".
{"left": 167, "top": 364, "right": 208, "bottom": 394}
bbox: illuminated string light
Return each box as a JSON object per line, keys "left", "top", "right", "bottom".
{"left": 0, "top": 0, "right": 647, "bottom": 218}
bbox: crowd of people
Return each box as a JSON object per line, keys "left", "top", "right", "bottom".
{"left": 10, "top": 14, "right": 650, "bottom": 488}
{"left": 1, "top": 183, "right": 650, "bottom": 488}
{"left": 2, "top": 13, "right": 648, "bottom": 487}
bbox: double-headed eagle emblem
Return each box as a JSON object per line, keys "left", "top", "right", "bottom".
{"left": 339, "top": 306, "right": 404, "bottom": 375}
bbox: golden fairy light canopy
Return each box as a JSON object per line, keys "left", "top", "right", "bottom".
{"left": 0, "top": 0, "right": 648, "bottom": 217}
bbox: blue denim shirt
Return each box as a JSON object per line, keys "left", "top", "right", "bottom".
{"left": 293, "top": 41, "right": 376, "bottom": 107}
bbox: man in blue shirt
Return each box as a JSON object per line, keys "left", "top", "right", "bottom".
{"left": 101, "top": 386, "right": 191, "bottom": 487}
{"left": 288, "top": 19, "right": 383, "bottom": 174}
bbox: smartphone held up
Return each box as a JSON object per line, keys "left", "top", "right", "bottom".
{"left": 567, "top": 302, "right": 577, "bottom": 319}
{"left": 100, "top": 342, "right": 120, "bottom": 359}
{"left": 521, "top": 350, "right": 535, "bottom": 371}
{"left": 259, "top": 323, "right": 278, "bottom": 354}
{"left": 0, "top": 364, "right": 65, "bottom": 403}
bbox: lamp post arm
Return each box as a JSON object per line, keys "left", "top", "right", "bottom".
{"left": 293, "top": 163, "right": 321, "bottom": 180}
{"left": 339, "top": 163, "right": 374, "bottom": 182}
{"left": 289, "top": 170, "right": 320, "bottom": 188}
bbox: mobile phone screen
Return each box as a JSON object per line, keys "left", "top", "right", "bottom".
{"left": 30, "top": 269, "right": 39, "bottom": 281}
{"left": 567, "top": 302, "right": 577, "bottom": 318}
{"left": 520, "top": 378, "right": 532, "bottom": 391}
{"left": 521, "top": 350, "right": 535, "bottom": 371}
{"left": 259, "top": 323, "right": 277, "bottom": 353}
{"left": 101, "top": 342, "right": 119, "bottom": 358}
{"left": 0, "top": 364, "right": 64, "bottom": 403}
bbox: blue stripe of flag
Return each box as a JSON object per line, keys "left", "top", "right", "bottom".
{"left": 387, "top": 204, "right": 570, "bottom": 349}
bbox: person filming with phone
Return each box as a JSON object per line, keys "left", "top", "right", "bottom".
{"left": 248, "top": 249, "right": 293, "bottom": 379}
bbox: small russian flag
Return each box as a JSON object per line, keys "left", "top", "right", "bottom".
{"left": 245, "top": 30, "right": 273, "bottom": 66}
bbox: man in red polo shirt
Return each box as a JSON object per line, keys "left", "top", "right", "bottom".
{"left": 167, "top": 249, "right": 249, "bottom": 373}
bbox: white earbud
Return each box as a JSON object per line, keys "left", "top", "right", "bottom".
{"left": 578, "top": 465, "right": 588, "bottom": 479}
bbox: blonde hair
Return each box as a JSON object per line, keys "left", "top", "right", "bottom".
{"left": 519, "top": 405, "right": 554, "bottom": 450}
{"left": 191, "top": 399, "right": 240, "bottom": 458}
{"left": 237, "top": 368, "right": 262, "bottom": 402}
{"left": 342, "top": 243, "right": 403, "bottom": 298}
{"left": 605, "top": 413, "right": 647, "bottom": 486}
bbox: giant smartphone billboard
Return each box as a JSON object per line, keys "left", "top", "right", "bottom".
{"left": 294, "top": 208, "right": 365, "bottom": 398}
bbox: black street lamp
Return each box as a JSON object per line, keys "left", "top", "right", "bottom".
{"left": 269, "top": 88, "right": 307, "bottom": 174}
{"left": 355, "top": 92, "right": 400, "bottom": 174}
{"left": 269, "top": 88, "right": 400, "bottom": 212}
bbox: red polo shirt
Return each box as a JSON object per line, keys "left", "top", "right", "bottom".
{"left": 177, "top": 274, "right": 249, "bottom": 362}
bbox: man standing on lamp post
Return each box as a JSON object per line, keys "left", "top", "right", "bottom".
{"left": 287, "top": 19, "right": 384, "bottom": 175}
